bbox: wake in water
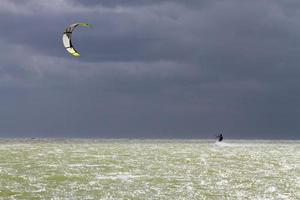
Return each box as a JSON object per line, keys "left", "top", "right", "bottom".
{"left": 214, "top": 141, "right": 239, "bottom": 147}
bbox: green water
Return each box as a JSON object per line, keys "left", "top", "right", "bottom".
{"left": 0, "top": 139, "right": 299, "bottom": 199}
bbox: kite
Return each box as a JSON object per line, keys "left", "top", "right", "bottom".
{"left": 62, "top": 23, "right": 91, "bottom": 57}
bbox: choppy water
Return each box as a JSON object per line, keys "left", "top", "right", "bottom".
{"left": 0, "top": 139, "right": 299, "bottom": 199}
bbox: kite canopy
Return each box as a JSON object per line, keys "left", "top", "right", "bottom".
{"left": 62, "top": 23, "right": 91, "bottom": 57}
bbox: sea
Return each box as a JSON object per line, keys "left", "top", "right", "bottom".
{"left": 0, "top": 139, "right": 299, "bottom": 200}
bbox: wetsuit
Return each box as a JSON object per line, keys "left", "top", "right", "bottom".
{"left": 217, "top": 134, "right": 223, "bottom": 142}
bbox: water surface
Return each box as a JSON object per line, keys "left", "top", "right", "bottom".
{"left": 0, "top": 139, "right": 299, "bottom": 199}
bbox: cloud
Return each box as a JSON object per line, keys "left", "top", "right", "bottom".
{"left": 0, "top": 0, "right": 299, "bottom": 138}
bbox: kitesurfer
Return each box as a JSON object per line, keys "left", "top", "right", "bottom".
{"left": 216, "top": 134, "right": 223, "bottom": 142}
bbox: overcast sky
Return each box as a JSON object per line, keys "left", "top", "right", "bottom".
{"left": 0, "top": 0, "right": 299, "bottom": 139}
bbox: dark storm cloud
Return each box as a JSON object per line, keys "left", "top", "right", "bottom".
{"left": 0, "top": 0, "right": 299, "bottom": 138}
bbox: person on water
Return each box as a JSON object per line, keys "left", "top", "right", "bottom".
{"left": 216, "top": 134, "right": 223, "bottom": 142}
